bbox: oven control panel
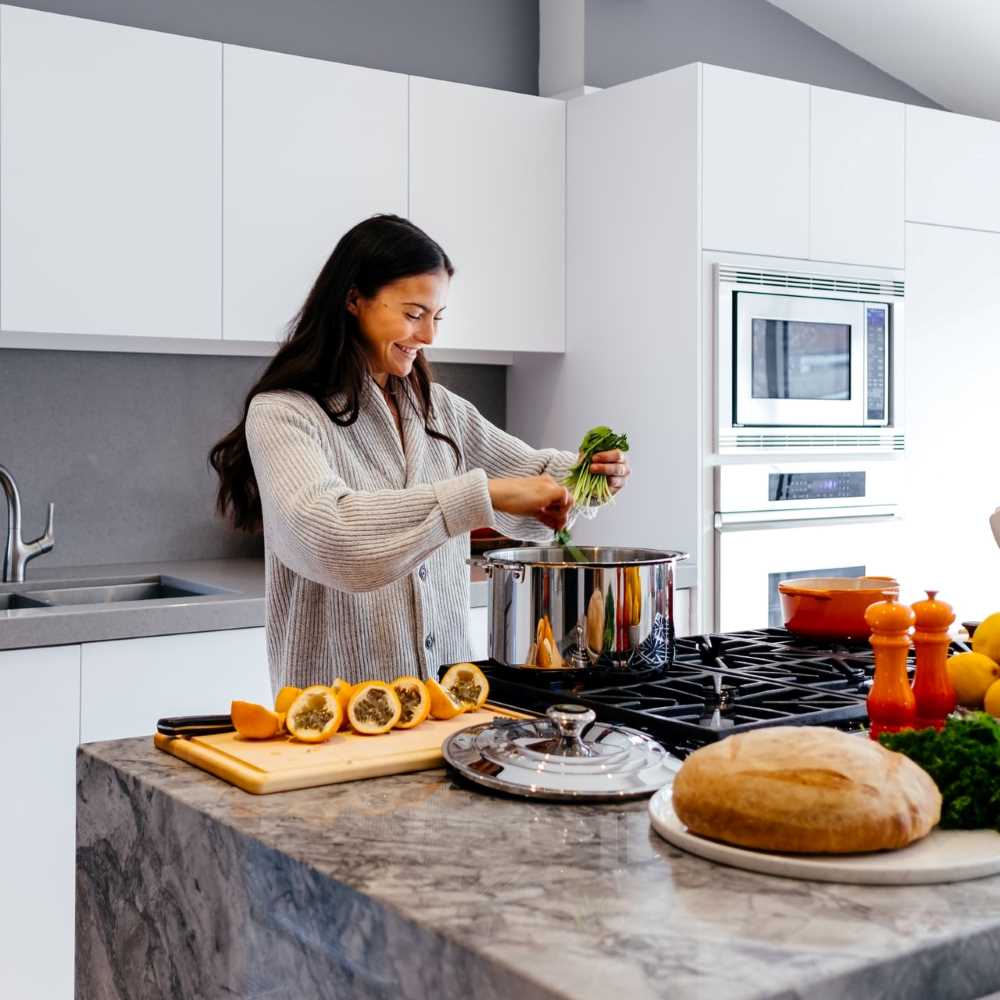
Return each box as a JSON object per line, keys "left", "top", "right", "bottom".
{"left": 716, "top": 460, "right": 902, "bottom": 521}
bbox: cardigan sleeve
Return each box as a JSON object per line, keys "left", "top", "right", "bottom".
{"left": 439, "top": 387, "right": 577, "bottom": 543}
{"left": 245, "top": 396, "right": 496, "bottom": 592}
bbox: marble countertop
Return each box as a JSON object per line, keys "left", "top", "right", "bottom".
{"left": 77, "top": 738, "right": 1000, "bottom": 1000}
{"left": 0, "top": 557, "right": 491, "bottom": 650}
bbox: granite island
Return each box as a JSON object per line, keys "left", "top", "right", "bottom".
{"left": 77, "top": 738, "right": 1000, "bottom": 1000}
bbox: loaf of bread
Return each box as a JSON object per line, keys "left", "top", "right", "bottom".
{"left": 672, "top": 726, "right": 941, "bottom": 854}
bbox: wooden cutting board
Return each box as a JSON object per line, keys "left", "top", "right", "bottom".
{"left": 154, "top": 706, "right": 526, "bottom": 794}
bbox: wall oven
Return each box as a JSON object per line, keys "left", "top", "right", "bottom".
{"left": 714, "top": 460, "right": 903, "bottom": 632}
{"left": 716, "top": 263, "right": 904, "bottom": 453}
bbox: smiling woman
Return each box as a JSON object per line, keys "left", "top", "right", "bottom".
{"left": 208, "top": 215, "right": 631, "bottom": 691}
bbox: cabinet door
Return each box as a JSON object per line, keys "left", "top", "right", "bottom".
{"left": 80, "top": 628, "right": 270, "bottom": 742}
{"left": 224, "top": 46, "right": 407, "bottom": 342}
{"left": 409, "top": 77, "right": 565, "bottom": 352}
{"left": 702, "top": 65, "right": 810, "bottom": 258}
{"left": 0, "top": 644, "right": 80, "bottom": 1000}
{"left": 810, "top": 87, "right": 904, "bottom": 267}
{"left": 907, "top": 106, "right": 1000, "bottom": 231}
{"left": 903, "top": 223, "right": 1000, "bottom": 619}
{"left": 0, "top": 6, "right": 222, "bottom": 339}
{"left": 468, "top": 606, "right": 489, "bottom": 661}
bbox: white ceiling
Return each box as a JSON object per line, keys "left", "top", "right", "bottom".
{"left": 770, "top": 0, "right": 1000, "bottom": 120}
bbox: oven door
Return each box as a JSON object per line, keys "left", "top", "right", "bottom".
{"left": 734, "top": 292, "right": 865, "bottom": 426}
{"left": 715, "top": 513, "right": 903, "bottom": 632}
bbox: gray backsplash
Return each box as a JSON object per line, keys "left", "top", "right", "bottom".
{"left": 0, "top": 349, "right": 505, "bottom": 570}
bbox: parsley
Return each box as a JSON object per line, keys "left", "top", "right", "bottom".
{"left": 879, "top": 711, "right": 1000, "bottom": 830}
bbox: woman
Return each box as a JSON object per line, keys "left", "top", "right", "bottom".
{"left": 211, "top": 215, "right": 630, "bottom": 691}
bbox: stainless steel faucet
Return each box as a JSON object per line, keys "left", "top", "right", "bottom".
{"left": 0, "top": 465, "right": 54, "bottom": 582}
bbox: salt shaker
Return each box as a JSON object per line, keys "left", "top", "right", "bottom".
{"left": 865, "top": 594, "right": 916, "bottom": 740}
{"left": 911, "top": 590, "right": 956, "bottom": 730}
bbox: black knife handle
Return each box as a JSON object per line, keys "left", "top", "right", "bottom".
{"left": 157, "top": 714, "right": 234, "bottom": 737}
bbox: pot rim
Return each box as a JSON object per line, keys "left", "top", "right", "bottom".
{"left": 483, "top": 545, "right": 690, "bottom": 569}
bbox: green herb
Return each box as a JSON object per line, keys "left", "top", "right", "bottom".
{"left": 879, "top": 711, "right": 1000, "bottom": 830}
{"left": 562, "top": 425, "right": 630, "bottom": 510}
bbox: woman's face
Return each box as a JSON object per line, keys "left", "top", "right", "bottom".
{"left": 347, "top": 270, "right": 449, "bottom": 381}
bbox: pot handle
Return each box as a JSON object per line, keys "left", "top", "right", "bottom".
{"left": 467, "top": 556, "right": 526, "bottom": 582}
{"left": 466, "top": 555, "right": 489, "bottom": 572}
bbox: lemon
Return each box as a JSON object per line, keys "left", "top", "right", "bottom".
{"left": 946, "top": 651, "right": 1000, "bottom": 708}
{"left": 985, "top": 679, "right": 1000, "bottom": 718}
{"left": 972, "top": 612, "right": 1000, "bottom": 663}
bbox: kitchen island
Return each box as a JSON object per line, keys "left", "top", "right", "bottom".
{"left": 77, "top": 739, "right": 1000, "bottom": 1000}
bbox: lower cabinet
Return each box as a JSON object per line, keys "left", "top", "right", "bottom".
{"left": 0, "top": 626, "right": 269, "bottom": 1000}
{"left": 80, "top": 627, "right": 270, "bottom": 742}
{"left": 468, "top": 606, "right": 489, "bottom": 661}
{"left": 0, "top": 644, "right": 81, "bottom": 1000}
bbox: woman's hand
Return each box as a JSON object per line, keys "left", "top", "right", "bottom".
{"left": 588, "top": 449, "right": 631, "bottom": 495}
{"left": 488, "top": 475, "right": 573, "bottom": 531}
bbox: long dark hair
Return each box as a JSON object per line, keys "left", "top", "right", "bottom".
{"left": 210, "top": 214, "right": 460, "bottom": 533}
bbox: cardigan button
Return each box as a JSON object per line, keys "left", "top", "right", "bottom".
{"left": 418, "top": 564, "right": 428, "bottom": 581}
{"left": 424, "top": 634, "right": 435, "bottom": 651}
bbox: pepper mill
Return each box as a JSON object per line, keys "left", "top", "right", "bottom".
{"left": 911, "top": 590, "right": 956, "bottom": 730}
{"left": 865, "top": 594, "right": 916, "bottom": 740}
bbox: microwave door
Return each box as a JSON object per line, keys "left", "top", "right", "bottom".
{"left": 734, "top": 293, "right": 865, "bottom": 427}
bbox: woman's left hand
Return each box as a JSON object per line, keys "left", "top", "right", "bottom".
{"left": 589, "top": 449, "right": 631, "bottom": 495}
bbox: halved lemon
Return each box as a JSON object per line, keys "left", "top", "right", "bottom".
{"left": 347, "top": 681, "right": 402, "bottom": 734}
{"left": 391, "top": 676, "right": 431, "bottom": 729}
{"left": 231, "top": 700, "right": 284, "bottom": 739}
{"left": 441, "top": 663, "right": 490, "bottom": 710}
{"left": 285, "top": 685, "right": 343, "bottom": 743}
{"left": 426, "top": 677, "right": 467, "bottom": 720}
{"left": 274, "top": 685, "right": 301, "bottom": 714}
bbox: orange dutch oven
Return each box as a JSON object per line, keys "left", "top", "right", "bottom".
{"left": 778, "top": 576, "right": 900, "bottom": 640}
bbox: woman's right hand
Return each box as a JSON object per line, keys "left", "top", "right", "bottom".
{"left": 488, "top": 475, "right": 573, "bottom": 532}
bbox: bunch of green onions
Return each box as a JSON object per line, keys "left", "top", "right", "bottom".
{"left": 555, "top": 425, "right": 629, "bottom": 548}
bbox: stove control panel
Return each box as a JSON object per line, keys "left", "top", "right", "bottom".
{"left": 768, "top": 470, "right": 866, "bottom": 502}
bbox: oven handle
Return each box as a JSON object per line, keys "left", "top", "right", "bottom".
{"left": 714, "top": 511, "right": 901, "bottom": 532}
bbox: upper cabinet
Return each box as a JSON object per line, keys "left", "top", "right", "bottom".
{"left": 701, "top": 66, "right": 904, "bottom": 268}
{"left": 409, "top": 77, "right": 565, "bottom": 353}
{"left": 223, "top": 46, "right": 407, "bottom": 343}
{"left": 0, "top": 6, "right": 222, "bottom": 339}
{"left": 702, "top": 66, "right": 810, "bottom": 259}
{"left": 906, "top": 105, "right": 1000, "bottom": 232}
{"left": 809, "top": 87, "right": 904, "bottom": 268}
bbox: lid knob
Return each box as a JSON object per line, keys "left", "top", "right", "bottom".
{"left": 546, "top": 704, "right": 598, "bottom": 757}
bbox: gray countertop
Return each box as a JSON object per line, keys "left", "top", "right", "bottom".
{"left": 77, "top": 738, "right": 1000, "bottom": 1000}
{"left": 0, "top": 557, "right": 491, "bottom": 650}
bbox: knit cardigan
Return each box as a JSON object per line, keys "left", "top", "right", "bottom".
{"left": 244, "top": 381, "right": 576, "bottom": 692}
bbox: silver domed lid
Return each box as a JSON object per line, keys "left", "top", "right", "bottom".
{"left": 442, "top": 704, "right": 680, "bottom": 801}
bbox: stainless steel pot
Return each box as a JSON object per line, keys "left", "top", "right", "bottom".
{"left": 480, "top": 546, "right": 689, "bottom": 671}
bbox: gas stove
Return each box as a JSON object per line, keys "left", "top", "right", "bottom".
{"left": 467, "top": 628, "right": 962, "bottom": 758}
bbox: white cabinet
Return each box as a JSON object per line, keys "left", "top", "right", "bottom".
{"left": 907, "top": 106, "right": 1000, "bottom": 232}
{"left": 809, "top": 87, "right": 904, "bottom": 268}
{"left": 902, "top": 223, "right": 1000, "bottom": 619}
{"left": 0, "top": 6, "right": 222, "bottom": 339}
{"left": 468, "top": 606, "right": 489, "bottom": 661}
{"left": 81, "top": 628, "right": 271, "bottom": 742}
{"left": 409, "top": 76, "right": 565, "bottom": 353}
{"left": 223, "top": 46, "right": 407, "bottom": 342}
{"left": 701, "top": 65, "right": 810, "bottom": 259}
{"left": 0, "top": 644, "right": 80, "bottom": 1000}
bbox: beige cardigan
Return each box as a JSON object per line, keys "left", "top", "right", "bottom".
{"left": 244, "top": 381, "right": 575, "bottom": 691}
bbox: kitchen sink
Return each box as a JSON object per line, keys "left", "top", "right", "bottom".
{"left": 0, "top": 592, "right": 52, "bottom": 610}
{"left": 4, "top": 575, "right": 234, "bottom": 609}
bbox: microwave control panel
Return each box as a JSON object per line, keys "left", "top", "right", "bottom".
{"left": 865, "top": 305, "right": 888, "bottom": 423}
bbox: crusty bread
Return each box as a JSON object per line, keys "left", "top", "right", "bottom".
{"left": 672, "top": 726, "right": 941, "bottom": 854}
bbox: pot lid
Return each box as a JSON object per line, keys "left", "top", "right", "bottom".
{"left": 442, "top": 704, "right": 680, "bottom": 801}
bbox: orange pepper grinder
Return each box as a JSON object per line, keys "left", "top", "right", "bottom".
{"left": 865, "top": 594, "right": 916, "bottom": 740}
{"left": 911, "top": 590, "right": 956, "bottom": 730}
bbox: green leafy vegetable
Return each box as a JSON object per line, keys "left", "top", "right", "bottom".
{"left": 603, "top": 584, "right": 615, "bottom": 653}
{"left": 563, "top": 425, "right": 630, "bottom": 510}
{"left": 879, "top": 711, "right": 1000, "bottom": 830}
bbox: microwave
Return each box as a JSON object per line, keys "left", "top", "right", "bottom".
{"left": 715, "top": 263, "right": 904, "bottom": 453}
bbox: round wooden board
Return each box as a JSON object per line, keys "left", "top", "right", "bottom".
{"left": 649, "top": 787, "right": 1000, "bottom": 885}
